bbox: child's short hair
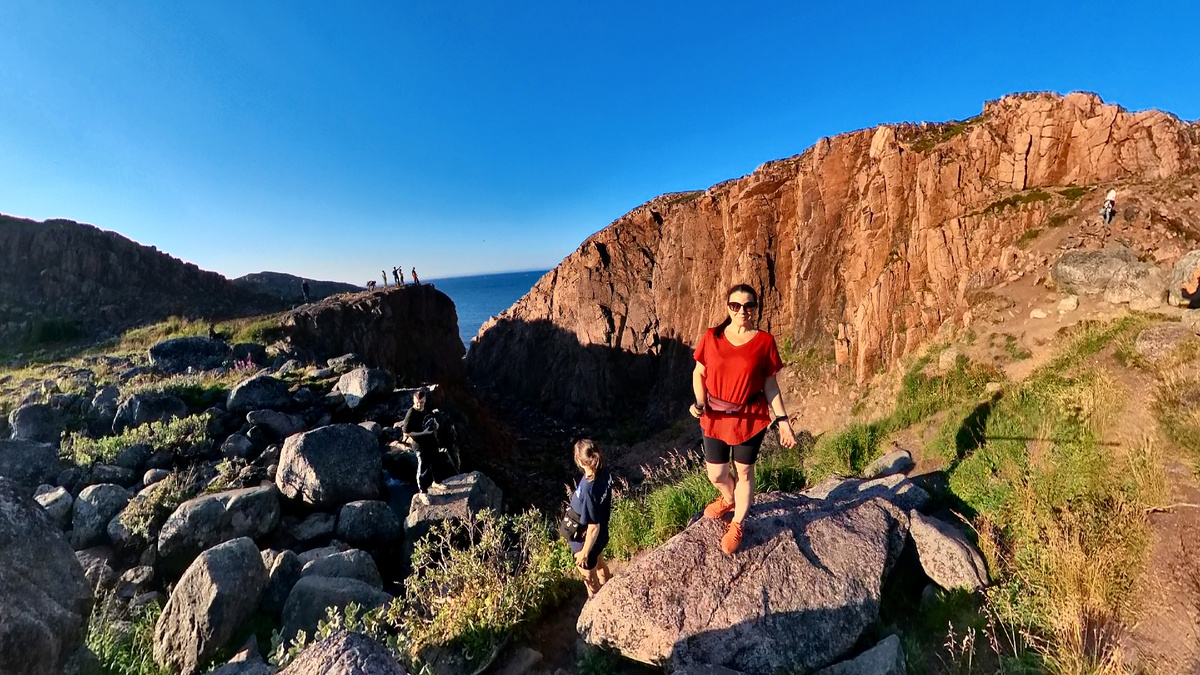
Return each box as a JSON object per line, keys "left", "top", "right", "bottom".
{"left": 574, "top": 439, "right": 604, "bottom": 471}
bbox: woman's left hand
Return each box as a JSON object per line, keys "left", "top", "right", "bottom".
{"left": 778, "top": 420, "right": 797, "bottom": 448}
{"left": 574, "top": 550, "right": 589, "bottom": 567}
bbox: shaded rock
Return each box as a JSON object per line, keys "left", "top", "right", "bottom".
{"left": 115, "top": 566, "right": 155, "bottom": 599}
{"left": 0, "top": 477, "right": 93, "bottom": 675}
{"left": 35, "top": 484, "right": 74, "bottom": 527}
{"left": 230, "top": 342, "right": 269, "bottom": 367}
{"left": 404, "top": 471, "right": 502, "bottom": 545}
{"left": 1050, "top": 246, "right": 1164, "bottom": 306}
{"left": 333, "top": 367, "right": 394, "bottom": 409}
{"left": 297, "top": 543, "right": 349, "bottom": 565}
{"left": 144, "top": 468, "right": 170, "bottom": 486}
{"left": 576, "top": 492, "right": 909, "bottom": 673}
{"left": 150, "top": 337, "right": 231, "bottom": 374}
{"left": 153, "top": 537, "right": 268, "bottom": 675}
{"left": 359, "top": 421, "right": 382, "bottom": 438}
{"left": 276, "top": 424, "right": 382, "bottom": 508}
{"left": 488, "top": 646, "right": 544, "bottom": 675}
{"left": 221, "top": 433, "right": 255, "bottom": 459}
{"left": 300, "top": 549, "right": 383, "bottom": 589}
{"left": 157, "top": 485, "right": 281, "bottom": 574}
{"left": 288, "top": 512, "right": 337, "bottom": 543}
{"left": 814, "top": 634, "right": 906, "bottom": 675}
{"left": 90, "top": 386, "right": 120, "bottom": 427}
{"left": 260, "top": 549, "right": 302, "bottom": 620}
{"left": 292, "top": 387, "right": 316, "bottom": 407}
{"left": 277, "top": 359, "right": 301, "bottom": 375}
{"left": 0, "top": 439, "right": 60, "bottom": 497}
{"left": 280, "top": 577, "right": 391, "bottom": 643}
{"left": 1168, "top": 249, "right": 1200, "bottom": 308}
{"left": 277, "top": 631, "right": 408, "bottom": 675}
{"left": 130, "top": 591, "right": 164, "bottom": 614}
{"left": 804, "top": 474, "right": 930, "bottom": 511}
{"left": 247, "top": 410, "right": 306, "bottom": 439}
{"left": 88, "top": 463, "right": 137, "bottom": 488}
{"left": 208, "top": 634, "right": 272, "bottom": 675}
{"left": 909, "top": 511, "right": 989, "bottom": 591}
{"left": 114, "top": 443, "right": 152, "bottom": 471}
{"left": 1134, "top": 323, "right": 1194, "bottom": 363}
{"left": 327, "top": 354, "right": 362, "bottom": 373}
{"left": 337, "top": 500, "right": 402, "bottom": 546}
{"left": 75, "top": 546, "right": 119, "bottom": 590}
{"left": 113, "top": 393, "right": 188, "bottom": 434}
{"left": 227, "top": 375, "right": 292, "bottom": 413}
{"left": 861, "top": 448, "right": 915, "bottom": 480}
{"left": 71, "top": 484, "right": 130, "bottom": 549}
{"left": 9, "top": 403, "right": 63, "bottom": 446}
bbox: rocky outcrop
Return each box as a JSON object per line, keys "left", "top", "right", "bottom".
{"left": 233, "top": 271, "right": 361, "bottom": 304}
{"left": 276, "top": 424, "right": 382, "bottom": 508}
{"left": 576, "top": 492, "right": 910, "bottom": 673}
{"left": 1134, "top": 323, "right": 1194, "bottom": 363}
{"left": 0, "top": 215, "right": 282, "bottom": 349}
{"left": 8, "top": 404, "right": 63, "bottom": 446}
{"left": 71, "top": 483, "right": 130, "bottom": 549}
{"left": 336, "top": 500, "right": 402, "bottom": 546}
{"left": 277, "top": 631, "right": 409, "bottom": 675}
{"left": 334, "top": 368, "right": 395, "bottom": 410}
{"left": 468, "top": 92, "right": 1200, "bottom": 422}
{"left": 277, "top": 284, "right": 466, "bottom": 386}
{"left": 0, "top": 439, "right": 60, "bottom": 496}
{"left": 149, "top": 336, "right": 232, "bottom": 373}
{"left": 0, "top": 477, "right": 94, "bottom": 675}
{"left": 227, "top": 375, "right": 292, "bottom": 413}
{"left": 157, "top": 485, "right": 282, "bottom": 574}
{"left": 1051, "top": 245, "right": 1164, "bottom": 307}
{"left": 404, "top": 472, "right": 502, "bottom": 545}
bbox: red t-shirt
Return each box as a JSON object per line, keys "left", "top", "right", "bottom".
{"left": 693, "top": 327, "right": 784, "bottom": 445}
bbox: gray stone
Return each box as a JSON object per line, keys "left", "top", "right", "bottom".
{"left": 115, "top": 565, "right": 155, "bottom": 599}
{"left": 149, "top": 336, "right": 231, "bottom": 374}
{"left": 261, "top": 549, "right": 302, "bottom": 619}
{"left": 277, "top": 631, "right": 408, "bottom": 675}
{"left": 292, "top": 387, "right": 316, "bottom": 407}
{"left": 359, "top": 421, "right": 382, "bottom": 438}
{"left": 130, "top": 591, "right": 164, "bottom": 614}
{"left": 153, "top": 537, "right": 268, "bottom": 675}
{"left": 909, "top": 511, "right": 989, "bottom": 592}
{"left": 114, "top": 443, "right": 152, "bottom": 471}
{"left": 277, "top": 359, "right": 301, "bottom": 375}
{"left": 221, "top": 433, "right": 255, "bottom": 459}
{"left": 247, "top": 410, "right": 306, "bottom": 439}
{"left": 88, "top": 463, "right": 137, "bottom": 488}
{"left": 1058, "top": 295, "right": 1079, "bottom": 313}
{"left": 297, "top": 544, "right": 349, "bottom": 565}
{"left": 280, "top": 576, "right": 391, "bottom": 644}
{"left": 1050, "top": 245, "right": 1164, "bottom": 306}
{"left": 861, "top": 448, "right": 915, "bottom": 480}
{"left": 1168, "top": 249, "right": 1200, "bottom": 308}
{"left": 113, "top": 393, "right": 188, "bottom": 434}
{"left": 337, "top": 500, "right": 402, "bottom": 546}
{"left": 803, "top": 475, "right": 930, "bottom": 511}
{"left": 71, "top": 484, "right": 130, "bottom": 549}
{"left": 9, "top": 403, "right": 63, "bottom": 446}
{"left": 0, "top": 477, "right": 94, "bottom": 675}
{"left": 35, "top": 484, "right": 74, "bottom": 527}
{"left": 333, "top": 367, "right": 394, "bottom": 409}
{"left": 157, "top": 485, "right": 281, "bottom": 574}
{"left": 227, "top": 375, "right": 292, "bottom": 413}
{"left": 276, "top": 424, "right": 382, "bottom": 508}
{"left": 814, "top": 634, "right": 906, "bottom": 675}
{"left": 576, "top": 492, "right": 909, "bottom": 673}
{"left": 1134, "top": 323, "right": 1194, "bottom": 363}
{"left": 75, "top": 546, "right": 119, "bottom": 590}
{"left": 404, "top": 471, "right": 502, "bottom": 546}
{"left": 326, "top": 354, "right": 362, "bottom": 373}
{"left": 0, "top": 439, "right": 60, "bottom": 497}
{"left": 144, "top": 468, "right": 171, "bottom": 486}
{"left": 300, "top": 549, "right": 383, "bottom": 589}
{"left": 208, "top": 637, "right": 273, "bottom": 675}
{"left": 90, "top": 386, "right": 120, "bottom": 422}
{"left": 289, "top": 512, "right": 337, "bottom": 543}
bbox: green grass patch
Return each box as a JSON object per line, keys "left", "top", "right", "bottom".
{"left": 229, "top": 317, "right": 284, "bottom": 345}
{"left": 982, "top": 189, "right": 1054, "bottom": 216}
{"left": 63, "top": 413, "right": 211, "bottom": 466}
{"left": 119, "top": 470, "right": 200, "bottom": 544}
{"left": 1015, "top": 228, "right": 1042, "bottom": 248}
{"left": 87, "top": 598, "right": 169, "bottom": 675}
{"left": 1155, "top": 373, "right": 1200, "bottom": 468}
{"left": 1045, "top": 212, "right": 1071, "bottom": 228}
{"left": 1057, "top": 186, "right": 1089, "bottom": 200}
{"left": 908, "top": 115, "right": 987, "bottom": 153}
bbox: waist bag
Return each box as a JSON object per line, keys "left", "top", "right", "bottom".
{"left": 559, "top": 504, "right": 585, "bottom": 542}
{"left": 706, "top": 390, "right": 764, "bottom": 414}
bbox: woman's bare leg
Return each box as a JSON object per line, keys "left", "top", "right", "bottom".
{"left": 706, "top": 461, "right": 736, "bottom": 505}
{"left": 732, "top": 461, "right": 756, "bottom": 523}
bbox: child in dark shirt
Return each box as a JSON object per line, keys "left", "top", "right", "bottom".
{"left": 570, "top": 439, "right": 613, "bottom": 597}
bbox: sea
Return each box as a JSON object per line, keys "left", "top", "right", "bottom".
{"left": 428, "top": 269, "right": 549, "bottom": 350}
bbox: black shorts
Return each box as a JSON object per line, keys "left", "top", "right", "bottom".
{"left": 570, "top": 532, "right": 609, "bottom": 570}
{"left": 703, "top": 428, "right": 767, "bottom": 465}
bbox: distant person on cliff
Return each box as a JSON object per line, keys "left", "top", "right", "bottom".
{"left": 403, "top": 387, "right": 448, "bottom": 492}
{"left": 392, "top": 266, "right": 401, "bottom": 286}
{"left": 301, "top": 280, "right": 311, "bottom": 302}
{"left": 1102, "top": 188, "right": 1117, "bottom": 225}
{"left": 690, "top": 284, "right": 797, "bottom": 554}
{"left": 412, "top": 267, "right": 420, "bottom": 285}
{"left": 567, "top": 439, "right": 613, "bottom": 597}
{"left": 382, "top": 270, "right": 389, "bottom": 288}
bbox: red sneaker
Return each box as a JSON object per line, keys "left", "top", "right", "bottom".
{"left": 720, "top": 520, "right": 744, "bottom": 555}
{"left": 703, "top": 495, "right": 735, "bottom": 519}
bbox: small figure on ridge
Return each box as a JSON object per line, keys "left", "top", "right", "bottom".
{"left": 301, "top": 280, "right": 311, "bottom": 303}
{"left": 392, "top": 266, "right": 400, "bottom": 286}
{"left": 1101, "top": 188, "right": 1117, "bottom": 225}
{"left": 411, "top": 267, "right": 420, "bottom": 285}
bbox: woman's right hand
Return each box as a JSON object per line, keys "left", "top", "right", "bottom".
{"left": 689, "top": 402, "right": 704, "bottom": 419}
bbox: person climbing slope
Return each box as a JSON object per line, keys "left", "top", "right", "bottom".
{"left": 1102, "top": 188, "right": 1117, "bottom": 224}
{"left": 691, "top": 284, "right": 797, "bottom": 554}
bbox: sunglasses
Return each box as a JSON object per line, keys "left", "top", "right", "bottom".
{"left": 727, "top": 301, "right": 758, "bottom": 313}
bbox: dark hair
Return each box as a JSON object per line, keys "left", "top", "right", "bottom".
{"left": 713, "top": 284, "right": 758, "bottom": 338}
{"left": 574, "top": 439, "right": 604, "bottom": 471}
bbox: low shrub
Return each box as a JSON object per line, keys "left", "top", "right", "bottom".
{"left": 86, "top": 596, "right": 168, "bottom": 675}
{"left": 119, "top": 470, "right": 199, "bottom": 543}
{"left": 63, "top": 413, "right": 210, "bottom": 466}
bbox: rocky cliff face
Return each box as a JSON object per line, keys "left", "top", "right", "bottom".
{"left": 0, "top": 216, "right": 283, "bottom": 349}
{"left": 277, "top": 284, "right": 466, "bottom": 386}
{"left": 468, "top": 92, "right": 1200, "bottom": 424}
{"left": 233, "top": 272, "right": 361, "bottom": 304}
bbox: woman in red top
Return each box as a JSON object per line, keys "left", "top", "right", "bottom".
{"left": 690, "top": 284, "right": 797, "bottom": 554}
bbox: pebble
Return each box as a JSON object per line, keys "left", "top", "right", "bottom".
{"left": 1030, "top": 308, "right": 1049, "bottom": 319}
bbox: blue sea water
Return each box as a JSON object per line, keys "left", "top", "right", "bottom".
{"left": 429, "top": 269, "right": 548, "bottom": 350}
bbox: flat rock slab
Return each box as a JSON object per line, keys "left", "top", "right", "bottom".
{"left": 577, "top": 492, "right": 909, "bottom": 673}
{"left": 404, "top": 471, "right": 502, "bottom": 544}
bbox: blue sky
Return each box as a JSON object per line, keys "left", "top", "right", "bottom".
{"left": 1, "top": 1, "right": 1197, "bottom": 283}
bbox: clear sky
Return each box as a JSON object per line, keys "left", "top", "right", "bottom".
{"left": 1, "top": 2, "right": 1197, "bottom": 283}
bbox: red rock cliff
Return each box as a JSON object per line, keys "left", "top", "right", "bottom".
{"left": 467, "top": 92, "right": 1200, "bottom": 423}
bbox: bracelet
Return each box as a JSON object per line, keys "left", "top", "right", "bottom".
{"left": 775, "top": 415, "right": 789, "bottom": 424}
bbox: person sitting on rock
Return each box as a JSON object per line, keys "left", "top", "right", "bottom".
{"left": 691, "top": 284, "right": 797, "bottom": 554}
{"left": 570, "top": 439, "right": 613, "bottom": 597}
{"left": 403, "top": 387, "right": 445, "bottom": 492}
{"left": 1102, "top": 188, "right": 1117, "bottom": 225}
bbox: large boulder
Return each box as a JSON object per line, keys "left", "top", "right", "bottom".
{"left": 0, "top": 477, "right": 94, "bottom": 675}
{"left": 247, "top": 410, "right": 307, "bottom": 439}
{"left": 1168, "top": 249, "right": 1200, "bottom": 308}
{"left": 908, "top": 511, "right": 989, "bottom": 592}
{"left": 300, "top": 549, "right": 383, "bottom": 589}
{"left": 861, "top": 448, "right": 915, "bottom": 480}
{"left": 227, "top": 375, "right": 292, "bottom": 413}
{"left": 336, "top": 500, "right": 402, "bottom": 546}
{"left": 8, "top": 404, "right": 63, "bottom": 446}
{"left": 288, "top": 512, "right": 338, "bottom": 543}
{"left": 1134, "top": 323, "right": 1194, "bottom": 364}
{"left": 332, "top": 367, "right": 394, "bottom": 409}
{"left": 276, "top": 425, "right": 382, "bottom": 508}
{"left": 71, "top": 483, "right": 131, "bottom": 549}
{"left": 278, "top": 631, "right": 408, "bottom": 675}
{"left": 404, "top": 471, "right": 502, "bottom": 545}
{"left": 280, "top": 577, "right": 391, "bottom": 643}
{"left": 157, "top": 485, "right": 281, "bottom": 574}
{"left": 1051, "top": 246, "right": 1164, "bottom": 307}
{"left": 0, "top": 439, "right": 60, "bottom": 497}
{"left": 261, "top": 549, "right": 303, "bottom": 619}
{"left": 153, "top": 537, "right": 268, "bottom": 675}
{"left": 34, "top": 484, "right": 74, "bottom": 527}
{"left": 815, "top": 634, "right": 906, "bottom": 675}
{"left": 113, "top": 392, "right": 189, "bottom": 434}
{"left": 149, "top": 336, "right": 232, "bottom": 374}
{"left": 576, "top": 492, "right": 910, "bottom": 673}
